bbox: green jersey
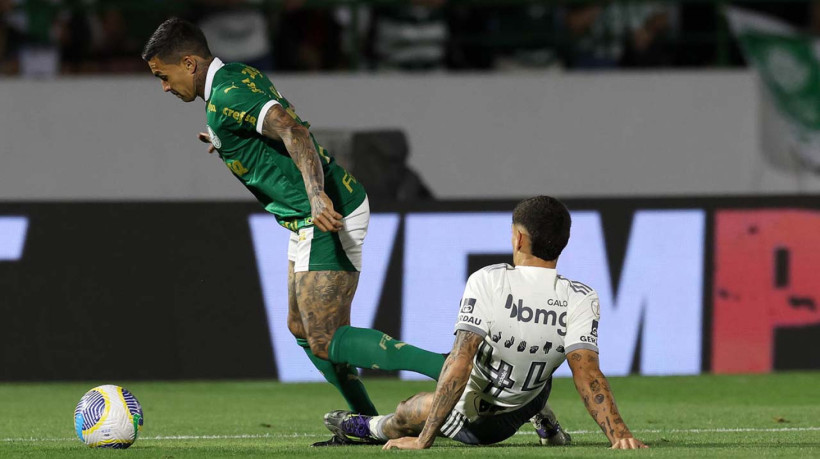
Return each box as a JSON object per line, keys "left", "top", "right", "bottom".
{"left": 204, "top": 58, "right": 366, "bottom": 232}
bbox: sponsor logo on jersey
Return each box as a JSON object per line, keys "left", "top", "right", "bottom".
{"left": 280, "top": 217, "right": 313, "bottom": 232}
{"left": 206, "top": 126, "right": 222, "bottom": 149}
{"left": 591, "top": 319, "right": 599, "bottom": 337}
{"left": 221, "top": 107, "right": 258, "bottom": 128}
{"left": 503, "top": 294, "right": 567, "bottom": 335}
{"left": 459, "top": 314, "right": 481, "bottom": 326}
{"left": 460, "top": 297, "right": 476, "bottom": 314}
{"left": 580, "top": 336, "right": 598, "bottom": 344}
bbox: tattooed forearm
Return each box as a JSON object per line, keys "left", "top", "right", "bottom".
{"left": 567, "top": 349, "right": 633, "bottom": 445}
{"left": 262, "top": 105, "right": 324, "bottom": 201}
{"left": 417, "top": 330, "right": 482, "bottom": 448}
{"left": 590, "top": 379, "right": 601, "bottom": 392}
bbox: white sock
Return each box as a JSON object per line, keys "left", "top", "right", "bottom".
{"left": 368, "top": 414, "right": 394, "bottom": 441}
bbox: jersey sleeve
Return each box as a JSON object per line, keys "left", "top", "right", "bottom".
{"left": 210, "top": 83, "right": 281, "bottom": 136}
{"left": 453, "top": 270, "right": 494, "bottom": 338}
{"left": 564, "top": 291, "right": 601, "bottom": 355}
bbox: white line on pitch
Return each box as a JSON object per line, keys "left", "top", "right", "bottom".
{"left": 3, "top": 426, "right": 819, "bottom": 443}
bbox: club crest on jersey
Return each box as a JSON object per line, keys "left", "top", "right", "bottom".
{"left": 207, "top": 126, "right": 222, "bottom": 149}
{"left": 591, "top": 298, "right": 600, "bottom": 319}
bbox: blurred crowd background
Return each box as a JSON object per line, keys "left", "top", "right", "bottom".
{"left": 0, "top": 0, "right": 818, "bottom": 77}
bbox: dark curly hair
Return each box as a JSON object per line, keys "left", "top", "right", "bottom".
{"left": 512, "top": 196, "right": 571, "bottom": 261}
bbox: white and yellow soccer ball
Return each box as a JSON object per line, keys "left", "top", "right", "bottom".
{"left": 74, "top": 385, "right": 143, "bottom": 448}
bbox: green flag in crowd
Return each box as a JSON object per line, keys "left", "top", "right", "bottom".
{"left": 727, "top": 7, "right": 820, "bottom": 171}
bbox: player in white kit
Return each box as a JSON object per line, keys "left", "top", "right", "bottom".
{"left": 323, "top": 196, "right": 647, "bottom": 450}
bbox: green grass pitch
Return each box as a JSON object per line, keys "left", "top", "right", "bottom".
{"left": 1, "top": 372, "right": 818, "bottom": 457}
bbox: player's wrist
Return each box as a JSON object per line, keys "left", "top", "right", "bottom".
{"left": 417, "top": 430, "right": 436, "bottom": 448}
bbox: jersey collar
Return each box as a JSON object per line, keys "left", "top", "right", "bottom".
{"left": 515, "top": 265, "right": 556, "bottom": 271}
{"left": 203, "top": 57, "right": 225, "bottom": 102}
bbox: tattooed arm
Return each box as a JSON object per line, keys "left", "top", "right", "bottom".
{"left": 567, "top": 349, "right": 648, "bottom": 449}
{"left": 383, "top": 330, "right": 483, "bottom": 450}
{"left": 261, "top": 104, "right": 342, "bottom": 232}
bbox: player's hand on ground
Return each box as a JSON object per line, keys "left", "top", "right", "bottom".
{"left": 197, "top": 132, "right": 216, "bottom": 154}
{"left": 382, "top": 436, "right": 428, "bottom": 450}
{"left": 610, "top": 437, "right": 648, "bottom": 449}
{"left": 310, "top": 192, "right": 343, "bottom": 232}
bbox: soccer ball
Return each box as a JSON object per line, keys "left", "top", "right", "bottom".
{"left": 74, "top": 385, "right": 143, "bottom": 448}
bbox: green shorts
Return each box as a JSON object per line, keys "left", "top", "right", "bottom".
{"left": 287, "top": 197, "right": 369, "bottom": 272}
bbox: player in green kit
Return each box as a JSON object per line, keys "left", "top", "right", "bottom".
{"left": 142, "top": 18, "right": 445, "bottom": 445}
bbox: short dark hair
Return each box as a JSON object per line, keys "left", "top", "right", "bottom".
{"left": 142, "top": 17, "right": 211, "bottom": 62}
{"left": 512, "top": 196, "right": 571, "bottom": 261}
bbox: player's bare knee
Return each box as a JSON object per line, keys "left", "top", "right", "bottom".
{"left": 394, "top": 398, "right": 417, "bottom": 425}
{"left": 392, "top": 406, "right": 410, "bottom": 429}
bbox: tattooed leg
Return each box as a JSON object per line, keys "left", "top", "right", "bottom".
{"left": 294, "top": 269, "right": 376, "bottom": 415}
{"left": 287, "top": 261, "right": 307, "bottom": 339}
{"left": 296, "top": 270, "right": 358, "bottom": 360}
{"left": 380, "top": 393, "right": 436, "bottom": 438}
{"left": 291, "top": 271, "right": 445, "bottom": 379}
{"left": 297, "top": 270, "right": 445, "bottom": 380}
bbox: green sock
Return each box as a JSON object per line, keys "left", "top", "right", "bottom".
{"left": 328, "top": 326, "right": 446, "bottom": 380}
{"left": 297, "top": 338, "right": 378, "bottom": 415}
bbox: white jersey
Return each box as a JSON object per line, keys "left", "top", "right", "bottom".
{"left": 449, "top": 263, "right": 600, "bottom": 423}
